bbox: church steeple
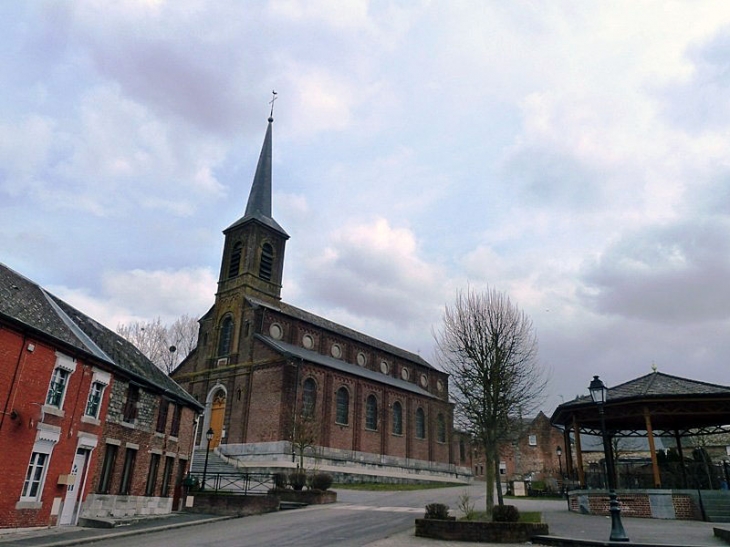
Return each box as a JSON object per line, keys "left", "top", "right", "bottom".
{"left": 218, "top": 113, "right": 289, "bottom": 302}
{"left": 226, "top": 116, "right": 288, "bottom": 238}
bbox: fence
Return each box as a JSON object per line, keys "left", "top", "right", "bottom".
{"left": 187, "top": 471, "right": 275, "bottom": 495}
{"left": 580, "top": 459, "right": 730, "bottom": 490}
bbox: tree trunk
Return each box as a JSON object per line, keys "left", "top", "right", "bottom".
{"left": 484, "top": 443, "right": 495, "bottom": 513}
{"left": 495, "top": 456, "right": 504, "bottom": 506}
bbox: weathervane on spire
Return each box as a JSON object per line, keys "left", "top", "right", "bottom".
{"left": 269, "top": 90, "right": 278, "bottom": 121}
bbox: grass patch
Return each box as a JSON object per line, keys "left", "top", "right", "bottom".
{"left": 461, "top": 511, "right": 542, "bottom": 523}
{"left": 333, "top": 482, "right": 462, "bottom": 491}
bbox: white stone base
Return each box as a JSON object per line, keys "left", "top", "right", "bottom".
{"left": 80, "top": 494, "right": 173, "bottom": 519}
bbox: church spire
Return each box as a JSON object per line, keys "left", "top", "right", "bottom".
{"left": 226, "top": 111, "right": 288, "bottom": 238}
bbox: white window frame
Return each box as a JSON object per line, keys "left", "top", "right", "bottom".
{"left": 45, "top": 353, "right": 77, "bottom": 411}
{"left": 18, "top": 425, "right": 60, "bottom": 505}
{"left": 84, "top": 369, "right": 110, "bottom": 419}
{"left": 528, "top": 434, "right": 537, "bottom": 446}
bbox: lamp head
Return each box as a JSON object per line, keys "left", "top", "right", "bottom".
{"left": 206, "top": 427, "right": 214, "bottom": 441}
{"left": 589, "top": 375, "right": 607, "bottom": 405}
{"left": 556, "top": 446, "right": 562, "bottom": 456}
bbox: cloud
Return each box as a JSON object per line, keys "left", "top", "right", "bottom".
{"left": 580, "top": 218, "right": 730, "bottom": 324}
{"left": 49, "top": 267, "right": 216, "bottom": 329}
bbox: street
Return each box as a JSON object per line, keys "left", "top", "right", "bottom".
{"left": 88, "top": 483, "right": 493, "bottom": 547}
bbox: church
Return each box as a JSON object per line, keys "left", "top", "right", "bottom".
{"left": 172, "top": 114, "right": 471, "bottom": 482}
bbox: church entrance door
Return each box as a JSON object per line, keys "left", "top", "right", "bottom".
{"left": 209, "top": 393, "right": 226, "bottom": 449}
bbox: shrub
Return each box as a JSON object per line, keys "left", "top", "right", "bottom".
{"left": 492, "top": 504, "right": 520, "bottom": 522}
{"left": 310, "top": 472, "right": 334, "bottom": 491}
{"left": 457, "top": 491, "right": 477, "bottom": 520}
{"left": 289, "top": 471, "right": 307, "bottom": 491}
{"left": 424, "top": 503, "right": 450, "bottom": 520}
{"left": 273, "top": 472, "right": 288, "bottom": 489}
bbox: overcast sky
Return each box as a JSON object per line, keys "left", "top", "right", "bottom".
{"left": 4, "top": 1, "right": 730, "bottom": 412}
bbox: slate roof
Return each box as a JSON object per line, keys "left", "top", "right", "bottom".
{"left": 550, "top": 371, "right": 730, "bottom": 434}
{"left": 225, "top": 118, "right": 289, "bottom": 238}
{"left": 247, "top": 295, "right": 436, "bottom": 370}
{"left": 562, "top": 372, "right": 730, "bottom": 407}
{"left": 0, "top": 262, "right": 201, "bottom": 410}
{"left": 256, "top": 334, "right": 437, "bottom": 399}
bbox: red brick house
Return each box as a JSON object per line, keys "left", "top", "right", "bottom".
{"left": 172, "top": 116, "right": 472, "bottom": 482}
{"left": 472, "top": 412, "right": 566, "bottom": 492}
{"left": 0, "top": 264, "right": 202, "bottom": 529}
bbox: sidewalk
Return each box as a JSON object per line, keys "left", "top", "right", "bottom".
{"left": 0, "top": 512, "right": 232, "bottom": 547}
{"left": 0, "top": 503, "right": 727, "bottom": 547}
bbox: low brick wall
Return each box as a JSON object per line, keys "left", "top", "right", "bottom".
{"left": 273, "top": 490, "right": 337, "bottom": 505}
{"left": 415, "top": 519, "right": 549, "bottom": 543}
{"left": 184, "top": 493, "right": 279, "bottom": 517}
{"left": 568, "top": 489, "right": 702, "bottom": 520}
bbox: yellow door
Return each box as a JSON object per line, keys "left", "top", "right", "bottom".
{"left": 209, "top": 394, "right": 226, "bottom": 449}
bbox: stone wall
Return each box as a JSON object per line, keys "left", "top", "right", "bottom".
{"left": 415, "top": 519, "right": 549, "bottom": 543}
{"left": 184, "top": 492, "right": 279, "bottom": 517}
{"left": 81, "top": 494, "right": 172, "bottom": 518}
{"left": 568, "top": 489, "right": 703, "bottom": 520}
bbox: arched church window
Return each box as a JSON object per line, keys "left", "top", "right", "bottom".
{"left": 365, "top": 395, "right": 378, "bottom": 431}
{"left": 218, "top": 315, "right": 234, "bottom": 356}
{"left": 437, "top": 413, "right": 446, "bottom": 443}
{"left": 228, "top": 242, "right": 243, "bottom": 279}
{"left": 259, "top": 243, "right": 274, "bottom": 281}
{"left": 415, "top": 407, "right": 426, "bottom": 439}
{"left": 335, "top": 387, "right": 349, "bottom": 425}
{"left": 392, "top": 401, "right": 403, "bottom": 435}
{"left": 302, "top": 378, "right": 316, "bottom": 417}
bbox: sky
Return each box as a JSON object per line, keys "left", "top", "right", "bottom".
{"left": 4, "top": 1, "right": 730, "bottom": 413}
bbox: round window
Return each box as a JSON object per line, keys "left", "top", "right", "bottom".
{"left": 302, "top": 334, "right": 314, "bottom": 349}
{"left": 437, "top": 379, "right": 444, "bottom": 392}
{"left": 356, "top": 352, "right": 367, "bottom": 366}
{"left": 269, "top": 323, "right": 283, "bottom": 340}
{"left": 420, "top": 374, "right": 428, "bottom": 388}
{"left": 331, "top": 344, "right": 342, "bottom": 359}
{"left": 401, "top": 368, "right": 409, "bottom": 381}
{"left": 380, "top": 361, "right": 389, "bottom": 374}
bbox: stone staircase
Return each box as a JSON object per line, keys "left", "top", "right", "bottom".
{"left": 699, "top": 491, "right": 730, "bottom": 523}
{"left": 189, "top": 448, "right": 273, "bottom": 494}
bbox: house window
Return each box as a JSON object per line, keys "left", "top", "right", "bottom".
{"left": 97, "top": 444, "right": 118, "bottom": 494}
{"left": 302, "top": 378, "right": 316, "bottom": 417}
{"left": 218, "top": 315, "right": 234, "bottom": 356}
{"left": 459, "top": 439, "right": 466, "bottom": 463}
{"left": 84, "top": 370, "right": 110, "bottom": 420}
{"left": 415, "top": 408, "right": 426, "bottom": 439}
{"left": 365, "top": 395, "right": 378, "bottom": 431}
{"left": 122, "top": 384, "right": 140, "bottom": 423}
{"left": 500, "top": 461, "right": 507, "bottom": 475}
{"left": 437, "top": 413, "right": 446, "bottom": 443}
{"left": 170, "top": 404, "right": 181, "bottom": 437}
{"left": 85, "top": 381, "right": 105, "bottom": 418}
{"left": 161, "top": 456, "right": 175, "bottom": 497}
{"left": 392, "top": 401, "right": 403, "bottom": 435}
{"left": 156, "top": 399, "right": 169, "bottom": 433}
{"left": 335, "top": 387, "right": 349, "bottom": 425}
{"left": 259, "top": 243, "right": 273, "bottom": 281}
{"left": 228, "top": 242, "right": 242, "bottom": 279}
{"left": 528, "top": 434, "right": 537, "bottom": 446}
{"left": 20, "top": 452, "right": 49, "bottom": 501}
{"left": 45, "top": 353, "right": 76, "bottom": 409}
{"left": 46, "top": 368, "right": 70, "bottom": 408}
{"left": 119, "top": 447, "right": 137, "bottom": 495}
{"left": 146, "top": 453, "right": 160, "bottom": 496}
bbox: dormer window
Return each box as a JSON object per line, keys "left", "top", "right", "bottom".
{"left": 259, "top": 243, "right": 273, "bottom": 280}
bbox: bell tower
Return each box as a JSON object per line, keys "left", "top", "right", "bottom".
{"left": 218, "top": 115, "right": 289, "bottom": 303}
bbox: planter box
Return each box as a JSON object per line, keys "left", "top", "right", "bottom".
{"left": 415, "top": 518, "right": 549, "bottom": 543}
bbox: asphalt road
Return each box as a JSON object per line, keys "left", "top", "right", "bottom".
{"left": 87, "top": 483, "right": 489, "bottom": 547}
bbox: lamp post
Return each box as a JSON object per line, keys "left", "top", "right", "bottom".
{"left": 202, "top": 427, "right": 214, "bottom": 491}
{"left": 589, "top": 375, "right": 628, "bottom": 542}
{"left": 556, "top": 446, "right": 564, "bottom": 493}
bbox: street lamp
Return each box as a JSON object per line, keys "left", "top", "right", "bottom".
{"left": 556, "top": 446, "right": 564, "bottom": 492}
{"left": 589, "top": 375, "right": 628, "bottom": 542}
{"left": 202, "top": 427, "right": 214, "bottom": 491}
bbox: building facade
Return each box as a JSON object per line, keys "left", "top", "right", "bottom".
{"left": 172, "top": 117, "right": 471, "bottom": 481}
{"left": 0, "top": 264, "right": 202, "bottom": 529}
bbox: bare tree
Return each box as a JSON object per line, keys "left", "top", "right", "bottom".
{"left": 434, "top": 287, "right": 548, "bottom": 513}
{"left": 117, "top": 315, "right": 199, "bottom": 374}
{"left": 288, "top": 412, "right": 319, "bottom": 470}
